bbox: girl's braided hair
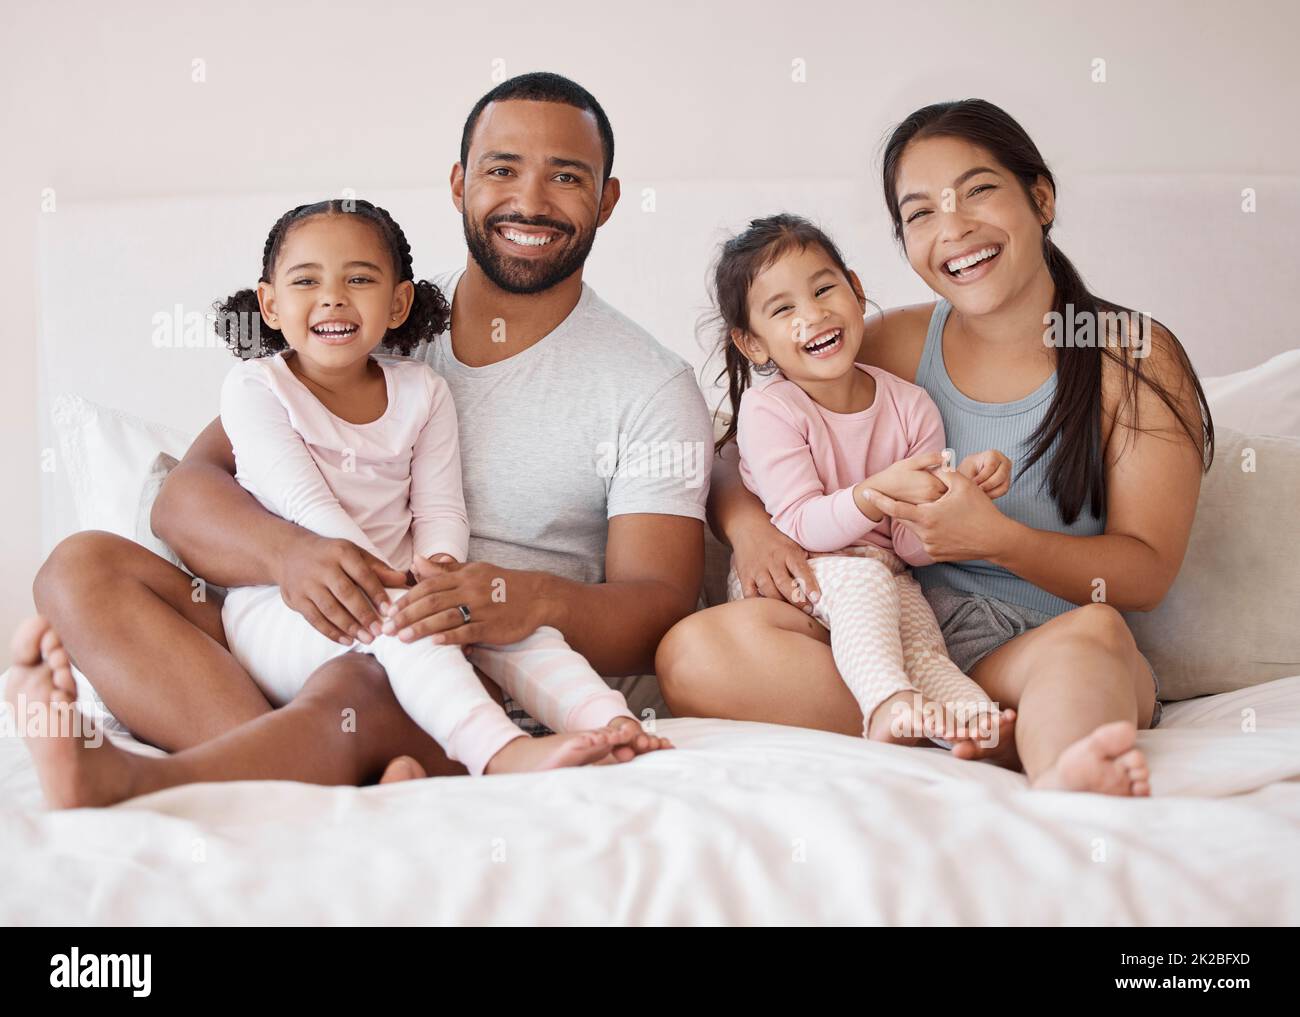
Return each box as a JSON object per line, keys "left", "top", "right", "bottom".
{"left": 213, "top": 199, "right": 450, "bottom": 358}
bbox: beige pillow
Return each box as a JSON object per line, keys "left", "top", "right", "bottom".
{"left": 1125, "top": 428, "right": 1300, "bottom": 700}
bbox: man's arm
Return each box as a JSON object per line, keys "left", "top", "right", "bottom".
{"left": 382, "top": 514, "right": 704, "bottom": 677}
{"left": 152, "top": 416, "right": 298, "bottom": 587}
{"left": 542, "top": 513, "right": 703, "bottom": 676}
{"left": 152, "top": 416, "right": 406, "bottom": 642}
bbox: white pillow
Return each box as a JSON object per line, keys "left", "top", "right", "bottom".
{"left": 1202, "top": 349, "right": 1300, "bottom": 438}
{"left": 1125, "top": 428, "right": 1300, "bottom": 700}
{"left": 51, "top": 394, "right": 195, "bottom": 542}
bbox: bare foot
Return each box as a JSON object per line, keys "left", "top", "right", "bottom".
{"left": 5, "top": 616, "right": 139, "bottom": 808}
{"left": 378, "top": 755, "right": 427, "bottom": 784}
{"left": 1031, "top": 720, "right": 1151, "bottom": 796}
{"left": 483, "top": 726, "right": 634, "bottom": 775}
{"left": 600, "top": 716, "right": 674, "bottom": 763}
{"left": 866, "top": 690, "right": 944, "bottom": 746}
{"left": 949, "top": 707, "right": 1021, "bottom": 769}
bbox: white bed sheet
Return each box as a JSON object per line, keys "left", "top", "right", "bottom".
{"left": 1, "top": 673, "right": 1298, "bottom": 925}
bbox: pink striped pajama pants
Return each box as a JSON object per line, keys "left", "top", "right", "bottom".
{"left": 726, "top": 545, "right": 993, "bottom": 737}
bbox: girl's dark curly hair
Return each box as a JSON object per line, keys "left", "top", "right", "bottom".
{"left": 213, "top": 199, "right": 450, "bottom": 358}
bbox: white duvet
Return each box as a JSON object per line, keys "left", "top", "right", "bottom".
{"left": 1, "top": 674, "right": 1298, "bottom": 925}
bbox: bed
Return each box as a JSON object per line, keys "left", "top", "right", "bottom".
{"left": 6, "top": 181, "right": 1299, "bottom": 925}
{"left": 2, "top": 678, "right": 1298, "bottom": 924}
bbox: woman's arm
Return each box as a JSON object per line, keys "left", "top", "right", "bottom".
{"left": 707, "top": 439, "right": 823, "bottom": 606}
{"left": 994, "top": 333, "right": 1205, "bottom": 611}
{"left": 867, "top": 332, "right": 1206, "bottom": 611}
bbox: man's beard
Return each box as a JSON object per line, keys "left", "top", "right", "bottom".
{"left": 463, "top": 212, "right": 596, "bottom": 295}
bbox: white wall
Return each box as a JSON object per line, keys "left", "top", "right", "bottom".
{"left": 3, "top": 0, "right": 1298, "bottom": 639}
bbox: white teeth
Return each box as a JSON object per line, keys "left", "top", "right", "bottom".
{"left": 803, "top": 328, "right": 841, "bottom": 352}
{"left": 945, "top": 245, "right": 1000, "bottom": 274}
{"left": 313, "top": 323, "right": 356, "bottom": 333}
{"left": 502, "top": 228, "right": 553, "bottom": 247}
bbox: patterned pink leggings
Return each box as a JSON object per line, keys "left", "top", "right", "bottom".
{"left": 727, "top": 545, "right": 993, "bottom": 737}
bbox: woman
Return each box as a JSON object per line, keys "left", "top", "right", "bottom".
{"left": 656, "top": 99, "right": 1214, "bottom": 796}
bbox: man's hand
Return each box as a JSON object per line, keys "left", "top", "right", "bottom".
{"left": 957, "top": 449, "right": 1013, "bottom": 498}
{"left": 381, "top": 561, "right": 550, "bottom": 647}
{"left": 276, "top": 533, "right": 409, "bottom": 646}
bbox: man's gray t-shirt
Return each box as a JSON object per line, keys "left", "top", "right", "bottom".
{"left": 417, "top": 267, "right": 711, "bottom": 586}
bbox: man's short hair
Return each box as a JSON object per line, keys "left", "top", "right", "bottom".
{"left": 460, "top": 71, "right": 615, "bottom": 185}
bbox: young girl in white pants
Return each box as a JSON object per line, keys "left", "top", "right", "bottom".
{"left": 213, "top": 199, "right": 668, "bottom": 776}
{"left": 710, "top": 214, "right": 1016, "bottom": 752}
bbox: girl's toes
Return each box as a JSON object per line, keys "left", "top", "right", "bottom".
{"left": 39, "top": 627, "right": 62, "bottom": 660}
{"left": 11, "top": 616, "right": 50, "bottom": 662}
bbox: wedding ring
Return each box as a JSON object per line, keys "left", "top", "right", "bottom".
{"left": 457, "top": 604, "right": 472, "bottom": 624}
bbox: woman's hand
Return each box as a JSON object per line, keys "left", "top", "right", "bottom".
{"left": 730, "top": 517, "right": 821, "bottom": 612}
{"left": 958, "top": 449, "right": 1013, "bottom": 498}
{"left": 864, "top": 450, "right": 947, "bottom": 505}
{"left": 864, "top": 468, "right": 1019, "bottom": 563}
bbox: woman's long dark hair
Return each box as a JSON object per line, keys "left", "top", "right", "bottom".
{"left": 882, "top": 99, "right": 1214, "bottom": 524}
{"left": 706, "top": 214, "right": 857, "bottom": 454}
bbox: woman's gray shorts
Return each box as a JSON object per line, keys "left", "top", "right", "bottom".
{"left": 923, "top": 585, "right": 1163, "bottom": 729}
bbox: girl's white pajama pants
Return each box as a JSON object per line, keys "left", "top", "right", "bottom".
{"left": 726, "top": 545, "right": 993, "bottom": 738}
{"left": 221, "top": 584, "right": 634, "bottom": 775}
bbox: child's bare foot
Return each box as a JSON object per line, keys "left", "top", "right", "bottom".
{"left": 5, "top": 615, "right": 139, "bottom": 808}
{"left": 1031, "top": 720, "right": 1151, "bottom": 796}
{"left": 600, "top": 716, "right": 674, "bottom": 763}
{"left": 378, "top": 755, "right": 427, "bottom": 784}
{"left": 866, "top": 689, "right": 936, "bottom": 745}
{"left": 949, "top": 707, "right": 1020, "bottom": 768}
{"left": 484, "top": 726, "right": 633, "bottom": 775}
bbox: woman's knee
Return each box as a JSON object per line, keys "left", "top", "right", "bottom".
{"left": 1056, "top": 603, "right": 1138, "bottom": 658}
{"left": 655, "top": 611, "right": 731, "bottom": 711}
{"left": 1024, "top": 603, "right": 1154, "bottom": 716}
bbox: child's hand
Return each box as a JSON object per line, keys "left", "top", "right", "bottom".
{"left": 411, "top": 553, "right": 459, "bottom": 581}
{"left": 866, "top": 451, "right": 948, "bottom": 505}
{"left": 958, "top": 449, "right": 1013, "bottom": 498}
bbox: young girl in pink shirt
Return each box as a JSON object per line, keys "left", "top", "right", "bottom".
{"left": 212, "top": 199, "right": 668, "bottom": 775}
{"left": 711, "top": 214, "right": 1015, "bottom": 753}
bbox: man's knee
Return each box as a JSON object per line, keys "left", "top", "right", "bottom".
{"left": 298, "top": 650, "right": 394, "bottom": 714}
{"left": 33, "top": 530, "right": 138, "bottom": 613}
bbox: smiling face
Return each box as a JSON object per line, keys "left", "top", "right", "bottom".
{"left": 257, "top": 214, "right": 414, "bottom": 372}
{"left": 894, "top": 135, "right": 1055, "bottom": 316}
{"left": 734, "top": 243, "right": 867, "bottom": 384}
{"left": 453, "top": 98, "right": 617, "bottom": 294}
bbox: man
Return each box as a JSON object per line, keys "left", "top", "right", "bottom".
{"left": 12, "top": 71, "right": 711, "bottom": 805}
